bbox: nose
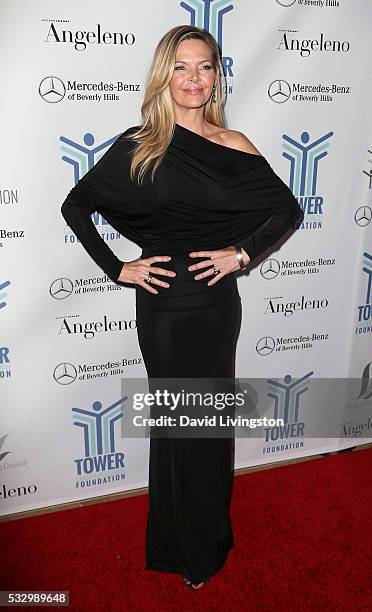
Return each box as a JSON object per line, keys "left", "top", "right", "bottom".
{"left": 188, "top": 69, "right": 200, "bottom": 81}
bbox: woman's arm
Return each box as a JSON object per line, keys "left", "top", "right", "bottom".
{"left": 236, "top": 195, "right": 304, "bottom": 266}
{"left": 224, "top": 131, "right": 304, "bottom": 266}
{"left": 61, "top": 181, "right": 124, "bottom": 282}
{"left": 233, "top": 153, "right": 304, "bottom": 265}
{"left": 60, "top": 129, "right": 138, "bottom": 282}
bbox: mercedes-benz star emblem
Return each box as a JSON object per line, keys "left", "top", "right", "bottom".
{"left": 354, "top": 205, "right": 372, "bottom": 227}
{"left": 256, "top": 337, "right": 276, "bottom": 356}
{"left": 260, "top": 259, "right": 281, "bottom": 280}
{"left": 49, "top": 278, "right": 74, "bottom": 299}
{"left": 276, "top": 0, "right": 297, "bottom": 7}
{"left": 39, "top": 76, "right": 66, "bottom": 103}
{"left": 268, "top": 80, "right": 291, "bottom": 104}
{"left": 53, "top": 362, "right": 77, "bottom": 385}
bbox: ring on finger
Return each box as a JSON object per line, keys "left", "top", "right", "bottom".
{"left": 144, "top": 273, "right": 153, "bottom": 284}
{"left": 213, "top": 266, "right": 221, "bottom": 275}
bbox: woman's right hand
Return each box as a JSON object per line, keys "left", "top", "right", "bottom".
{"left": 117, "top": 255, "right": 176, "bottom": 294}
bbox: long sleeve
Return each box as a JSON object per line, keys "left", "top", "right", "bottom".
{"left": 60, "top": 128, "right": 138, "bottom": 283}
{"left": 234, "top": 161, "right": 304, "bottom": 264}
{"left": 61, "top": 181, "right": 125, "bottom": 282}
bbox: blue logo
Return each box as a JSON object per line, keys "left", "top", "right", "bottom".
{"left": 356, "top": 251, "right": 372, "bottom": 332}
{"left": 60, "top": 132, "right": 121, "bottom": 183}
{"left": 282, "top": 131, "right": 333, "bottom": 222}
{"left": 0, "top": 346, "right": 11, "bottom": 379}
{"left": 263, "top": 371, "right": 313, "bottom": 454}
{"left": 0, "top": 280, "right": 10, "bottom": 310}
{"left": 72, "top": 396, "right": 127, "bottom": 488}
{"left": 180, "top": 0, "right": 234, "bottom": 79}
{"left": 60, "top": 132, "right": 122, "bottom": 245}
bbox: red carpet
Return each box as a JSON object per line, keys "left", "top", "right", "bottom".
{"left": 1, "top": 448, "right": 371, "bottom": 611}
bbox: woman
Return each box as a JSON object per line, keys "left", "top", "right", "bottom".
{"left": 61, "top": 25, "right": 303, "bottom": 590}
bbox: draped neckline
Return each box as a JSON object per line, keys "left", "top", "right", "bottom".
{"left": 174, "top": 122, "right": 266, "bottom": 161}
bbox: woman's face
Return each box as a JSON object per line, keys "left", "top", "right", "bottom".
{"left": 169, "top": 38, "right": 217, "bottom": 112}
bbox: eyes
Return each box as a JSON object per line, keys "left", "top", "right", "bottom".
{"left": 174, "top": 64, "right": 213, "bottom": 71}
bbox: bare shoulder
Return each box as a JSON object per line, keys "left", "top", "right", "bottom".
{"left": 221, "top": 129, "right": 262, "bottom": 156}
{"left": 203, "top": 122, "right": 263, "bottom": 156}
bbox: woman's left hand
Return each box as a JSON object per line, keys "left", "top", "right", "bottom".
{"left": 188, "top": 246, "right": 250, "bottom": 286}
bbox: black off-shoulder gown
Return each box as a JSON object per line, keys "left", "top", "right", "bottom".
{"left": 61, "top": 122, "right": 303, "bottom": 584}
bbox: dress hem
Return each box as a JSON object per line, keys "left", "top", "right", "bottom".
{"left": 145, "top": 540, "right": 235, "bottom": 583}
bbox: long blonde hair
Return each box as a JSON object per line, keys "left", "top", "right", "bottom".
{"left": 128, "top": 25, "right": 227, "bottom": 185}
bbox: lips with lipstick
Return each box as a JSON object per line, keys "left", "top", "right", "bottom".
{"left": 183, "top": 87, "right": 204, "bottom": 95}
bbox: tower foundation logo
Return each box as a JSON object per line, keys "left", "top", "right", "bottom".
{"left": 72, "top": 397, "right": 127, "bottom": 488}
{"left": 282, "top": 130, "right": 333, "bottom": 229}
{"left": 60, "top": 132, "right": 123, "bottom": 245}
{"left": 263, "top": 372, "right": 312, "bottom": 455}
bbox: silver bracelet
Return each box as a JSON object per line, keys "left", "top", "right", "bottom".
{"left": 235, "top": 245, "right": 247, "bottom": 270}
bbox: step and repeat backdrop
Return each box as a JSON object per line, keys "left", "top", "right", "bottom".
{"left": 1, "top": 0, "right": 371, "bottom": 516}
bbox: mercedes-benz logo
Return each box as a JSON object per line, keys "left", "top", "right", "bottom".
{"left": 276, "top": 0, "right": 297, "bottom": 7}
{"left": 354, "top": 205, "right": 372, "bottom": 227}
{"left": 268, "top": 80, "right": 291, "bottom": 103}
{"left": 39, "top": 76, "right": 66, "bottom": 103}
{"left": 49, "top": 278, "right": 74, "bottom": 299}
{"left": 260, "top": 259, "right": 281, "bottom": 280}
{"left": 256, "top": 337, "right": 276, "bottom": 356}
{"left": 53, "top": 362, "right": 77, "bottom": 385}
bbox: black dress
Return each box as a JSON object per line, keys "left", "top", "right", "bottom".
{"left": 61, "top": 122, "right": 303, "bottom": 583}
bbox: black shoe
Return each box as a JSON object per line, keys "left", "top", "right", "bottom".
{"left": 182, "top": 576, "right": 208, "bottom": 590}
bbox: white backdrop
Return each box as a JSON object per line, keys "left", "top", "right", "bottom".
{"left": 1, "top": 0, "right": 371, "bottom": 516}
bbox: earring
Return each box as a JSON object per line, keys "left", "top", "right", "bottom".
{"left": 211, "top": 83, "right": 217, "bottom": 103}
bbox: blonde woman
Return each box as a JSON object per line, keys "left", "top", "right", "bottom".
{"left": 61, "top": 25, "right": 303, "bottom": 590}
